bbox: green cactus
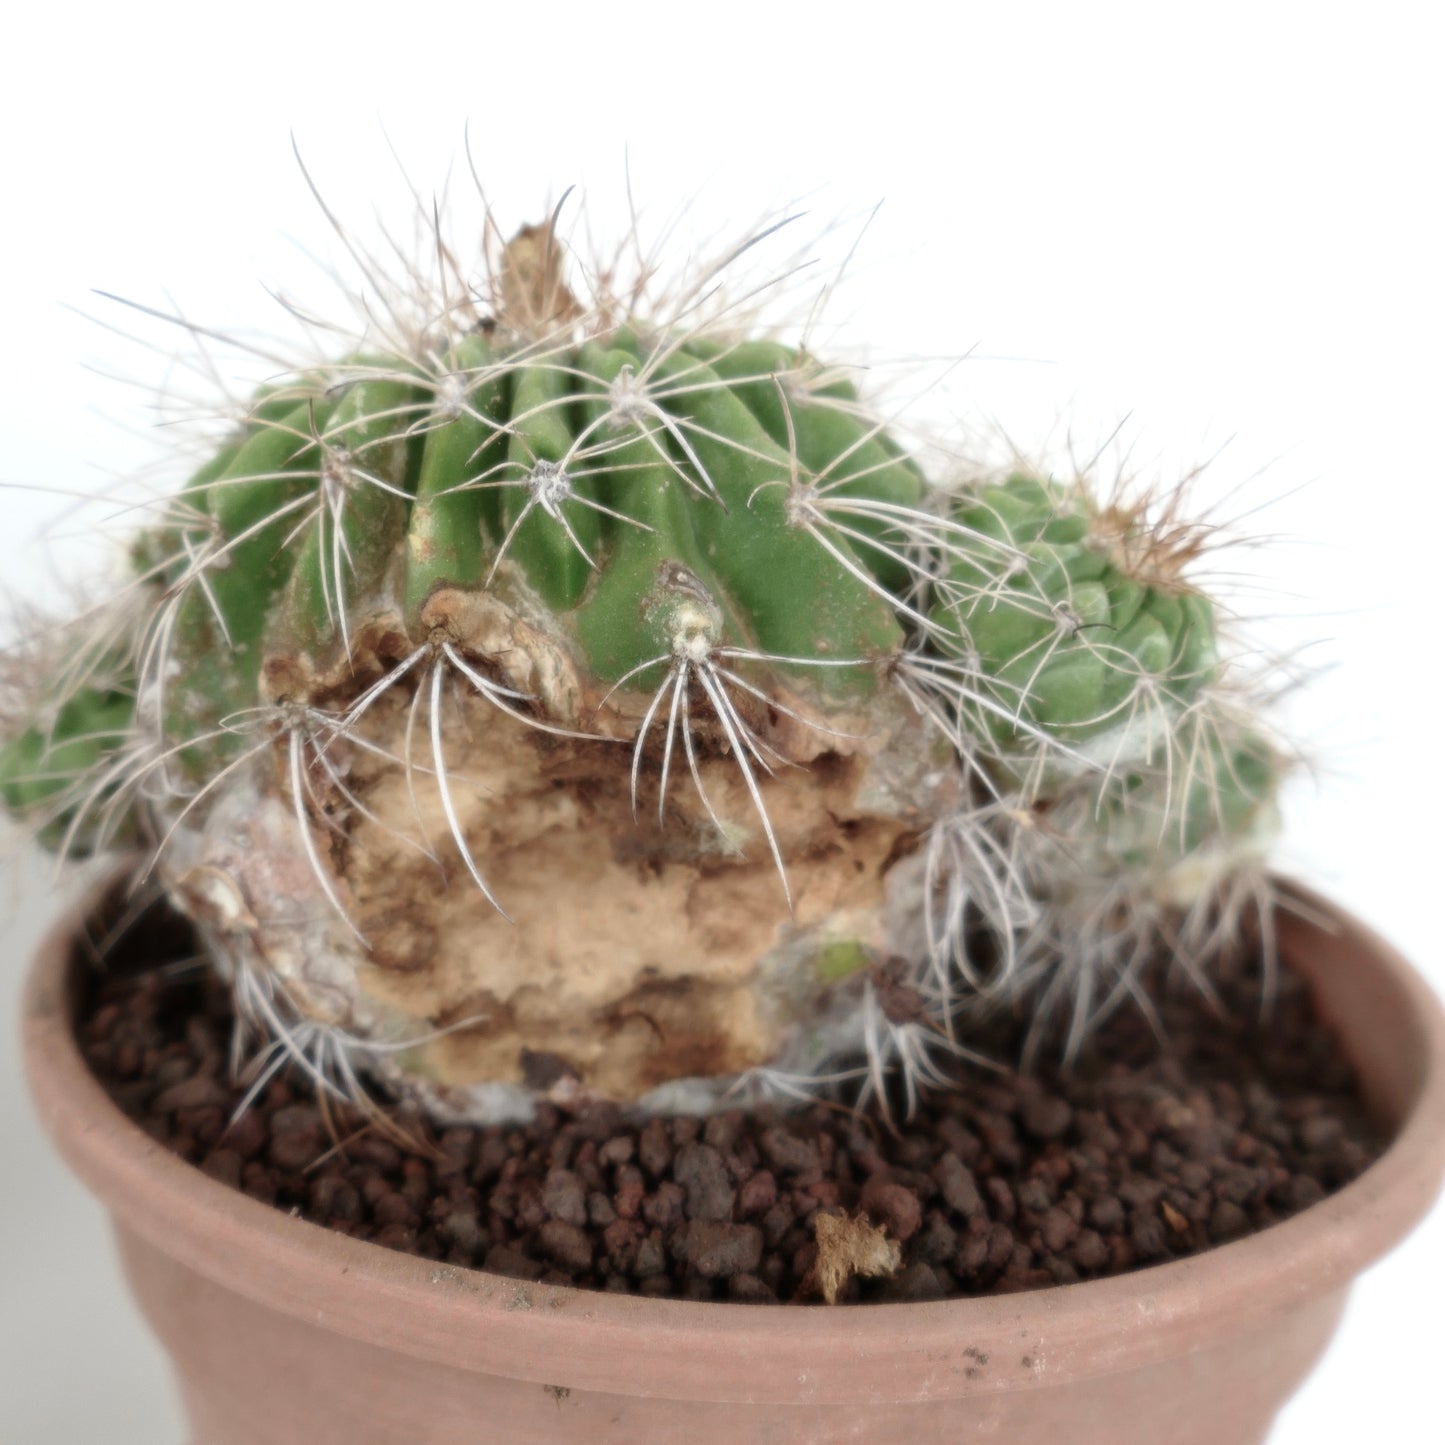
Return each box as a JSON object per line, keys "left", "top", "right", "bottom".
{"left": 914, "top": 469, "right": 1282, "bottom": 1055}
{"left": 0, "top": 685, "right": 136, "bottom": 850}
{"left": 0, "top": 195, "right": 1287, "bottom": 1122}
{"left": 933, "top": 472, "right": 1219, "bottom": 755}
{"left": 142, "top": 334, "right": 915, "bottom": 774}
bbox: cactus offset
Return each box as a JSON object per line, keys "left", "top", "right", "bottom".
{"left": 0, "top": 182, "right": 1286, "bottom": 1122}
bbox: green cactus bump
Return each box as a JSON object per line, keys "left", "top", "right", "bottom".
{"left": 933, "top": 473, "right": 1218, "bottom": 755}
{"left": 0, "top": 195, "right": 1287, "bottom": 1121}
{"left": 0, "top": 685, "right": 135, "bottom": 850}
{"left": 917, "top": 469, "right": 1282, "bottom": 1054}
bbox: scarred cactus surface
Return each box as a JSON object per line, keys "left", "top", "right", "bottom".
{"left": 0, "top": 190, "right": 1285, "bottom": 1121}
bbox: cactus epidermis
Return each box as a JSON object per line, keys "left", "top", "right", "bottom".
{"left": 933, "top": 472, "right": 1219, "bottom": 763}
{"left": 0, "top": 191, "right": 1284, "bottom": 1122}
{"left": 175, "top": 331, "right": 916, "bottom": 736}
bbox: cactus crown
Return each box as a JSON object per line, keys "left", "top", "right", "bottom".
{"left": 1, "top": 171, "right": 1285, "bottom": 1123}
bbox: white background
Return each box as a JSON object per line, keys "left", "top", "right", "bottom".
{"left": 1, "top": 3, "right": 1440, "bottom": 1441}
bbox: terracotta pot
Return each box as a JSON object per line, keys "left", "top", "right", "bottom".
{"left": 21, "top": 880, "right": 1445, "bottom": 1445}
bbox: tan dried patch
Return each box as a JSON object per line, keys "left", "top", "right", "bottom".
{"left": 1161, "top": 1200, "right": 1191, "bottom": 1235}
{"left": 1085, "top": 496, "right": 1208, "bottom": 596}
{"left": 808, "top": 1211, "right": 903, "bottom": 1305}
{"left": 499, "top": 220, "right": 581, "bottom": 335}
{"left": 332, "top": 677, "right": 927, "bottom": 1103}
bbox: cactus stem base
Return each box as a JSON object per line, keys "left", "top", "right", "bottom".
{"left": 166, "top": 657, "right": 955, "bottom": 1119}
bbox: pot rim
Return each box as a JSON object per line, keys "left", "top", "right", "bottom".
{"left": 21, "top": 873, "right": 1445, "bottom": 1408}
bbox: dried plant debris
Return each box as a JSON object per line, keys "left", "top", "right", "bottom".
{"left": 807, "top": 1212, "right": 903, "bottom": 1304}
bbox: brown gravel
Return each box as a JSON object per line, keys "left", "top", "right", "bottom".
{"left": 74, "top": 897, "right": 1384, "bottom": 1304}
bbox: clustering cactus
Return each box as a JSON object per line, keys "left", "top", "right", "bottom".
{"left": 0, "top": 185, "right": 1284, "bottom": 1123}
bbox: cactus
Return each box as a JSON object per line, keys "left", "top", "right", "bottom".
{"left": 0, "top": 183, "right": 1285, "bottom": 1123}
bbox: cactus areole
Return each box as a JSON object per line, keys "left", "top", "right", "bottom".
{"left": 1, "top": 203, "right": 1283, "bottom": 1123}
